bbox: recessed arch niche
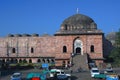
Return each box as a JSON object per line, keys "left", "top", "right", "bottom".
{"left": 73, "top": 38, "right": 83, "bottom": 55}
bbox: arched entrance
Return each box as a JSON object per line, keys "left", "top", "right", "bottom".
{"left": 76, "top": 47, "right": 81, "bottom": 54}
{"left": 74, "top": 38, "right": 83, "bottom": 55}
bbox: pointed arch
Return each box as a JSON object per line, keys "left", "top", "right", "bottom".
{"left": 31, "top": 47, "right": 34, "bottom": 53}
{"left": 29, "top": 59, "right": 32, "bottom": 63}
{"left": 37, "top": 59, "right": 41, "bottom": 63}
{"left": 51, "top": 59, "right": 55, "bottom": 63}
{"left": 12, "top": 48, "right": 16, "bottom": 53}
{"left": 47, "top": 59, "right": 50, "bottom": 63}
{"left": 73, "top": 37, "right": 83, "bottom": 55}
{"left": 63, "top": 46, "right": 67, "bottom": 53}
{"left": 42, "top": 59, "right": 45, "bottom": 63}
{"left": 23, "top": 59, "right": 27, "bottom": 63}
{"left": 19, "top": 59, "right": 22, "bottom": 63}
{"left": 76, "top": 47, "right": 81, "bottom": 53}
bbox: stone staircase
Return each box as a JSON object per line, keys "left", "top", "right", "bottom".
{"left": 71, "top": 53, "right": 89, "bottom": 72}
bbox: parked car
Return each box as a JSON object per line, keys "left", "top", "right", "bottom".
{"left": 57, "top": 74, "right": 68, "bottom": 80}
{"left": 26, "top": 73, "right": 42, "bottom": 80}
{"left": 49, "top": 69, "right": 71, "bottom": 80}
{"left": 104, "top": 67, "right": 114, "bottom": 74}
{"left": 106, "top": 74, "right": 119, "bottom": 80}
{"left": 90, "top": 67, "right": 100, "bottom": 78}
{"left": 31, "top": 77, "right": 41, "bottom": 80}
{"left": 11, "top": 72, "right": 22, "bottom": 80}
{"left": 89, "top": 62, "right": 97, "bottom": 69}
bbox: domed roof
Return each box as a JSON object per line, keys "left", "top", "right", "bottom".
{"left": 62, "top": 14, "right": 94, "bottom": 25}
{"left": 55, "top": 13, "right": 103, "bottom": 35}
{"left": 60, "top": 14, "right": 97, "bottom": 31}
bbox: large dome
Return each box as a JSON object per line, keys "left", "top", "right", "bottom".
{"left": 55, "top": 13, "right": 103, "bottom": 35}
{"left": 60, "top": 14, "right": 97, "bottom": 31}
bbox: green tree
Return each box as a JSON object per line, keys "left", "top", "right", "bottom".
{"left": 109, "top": 29, "right": 120, "bottom": 65}
{"left": 115, "top": 29, "right": 120, "bottom": 47}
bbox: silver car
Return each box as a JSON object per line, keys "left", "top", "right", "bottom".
{"left": 11, "top": 72, "right": 22, "bottom": 80}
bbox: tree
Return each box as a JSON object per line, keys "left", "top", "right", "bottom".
{"left": 115, "top": 29, "right": 120, "bottom": 47}
{"left": 109, "top": 29, "right": 120, "bottom": 65}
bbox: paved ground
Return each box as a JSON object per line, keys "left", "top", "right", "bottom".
{"left": 71, "top": 71, "right": 92, "bottom": 80}
{"left": 0, "top": 68, "right": 120, "bottom": 80}
{"left": 0, "top": 68, "right": 91, "bottom": 80}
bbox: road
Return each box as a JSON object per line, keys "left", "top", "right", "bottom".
{"left": 0, "top": 68, "right": 120, "bottom": 80}
{"left": 0, "top": 68, "right": 91, "bottom": 80}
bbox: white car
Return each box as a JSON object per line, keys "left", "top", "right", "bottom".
{"left": 90, "top": 68, "right": 100, "bottom": 77}
{"left": 49, "top": 69, "right": 71, "bottom": 79}
{"left": 11, "top": 72, "right": 22, "bottom": 80}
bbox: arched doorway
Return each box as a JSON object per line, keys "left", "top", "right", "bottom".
{"left": 74, "top": 38, "right": 83, "bottom": 55}
{"left": 76, "top": 47, "right": 81, "bottom": 54}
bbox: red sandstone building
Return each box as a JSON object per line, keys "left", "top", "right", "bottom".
{"left": 0, "top": 13, "right": 105, "bottom": 70}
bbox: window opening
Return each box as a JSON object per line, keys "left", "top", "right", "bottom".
{"left": 76, "top": 47, "right": 81, "bottom": 54}
{"left": 23, "top": 59, "right": 27, "bottom": 63}
{"left": 91, "top": 45, "right": 94, "bottom": 52}
{"left": 29, "top": 59, "right": 32, "bottom": 63}
{"left": 42, "top": 59, "right": 45, "bottom": 63}
{"left": 12, "top": 48, "right": 16, "bottom": 53}
{"left": 63, "top": 46, "right": 67, "bottom": 53}
{"left": 31, "top": 47, "right": 34, "bottom": 53}
{"left": 51, "top": 59, "right": 54, "bottom": 62}
{"left": 19, "top": 59, "right": 22, "bottom": 63}
{"left": 37, "top": 59, "right": 41, "bottom": 63}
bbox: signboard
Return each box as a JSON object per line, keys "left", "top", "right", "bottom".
{"left": 42, "top": 63, "right": 49, "bottom": 68}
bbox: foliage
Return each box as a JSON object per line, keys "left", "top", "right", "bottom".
{"left": 109, "top": 47, "right": 120, "bottom": 63}
{"left": 109, "top": 29, "right": 120, "bottom": 65}
{"left": 115, "top": 29, "right": 120, "bottom": 47}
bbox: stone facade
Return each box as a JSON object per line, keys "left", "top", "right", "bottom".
{"left": 0, "top": 13, "right": 105, "bottom": 69}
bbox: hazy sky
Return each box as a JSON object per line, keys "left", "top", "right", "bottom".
{"left": 0, "top": 0, "right": 120, "bottom": 36}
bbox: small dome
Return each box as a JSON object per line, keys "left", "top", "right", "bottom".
{"left": 60, "top": 14, "right": 97, "bottom": 31}
{"left": 32, "top": 33, "right": 39, "bottom": 37}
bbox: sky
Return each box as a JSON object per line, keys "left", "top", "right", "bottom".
{"left": 0, "top": 0, "right": 120, "bottom": 37}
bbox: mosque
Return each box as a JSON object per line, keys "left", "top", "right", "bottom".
{"left": 0, "top": 13, "right": 106, "bottom": 70}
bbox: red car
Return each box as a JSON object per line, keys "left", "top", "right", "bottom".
{"left": 31, "top": 77, "right": 41, "bottom": 80}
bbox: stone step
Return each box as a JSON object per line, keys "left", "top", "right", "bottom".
{"left": 72, "top": 54, "right": 88, "bottom": 71}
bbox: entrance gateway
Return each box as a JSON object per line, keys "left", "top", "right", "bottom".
{"left": 74, "top": 39, "right": 83, "bottom": 55}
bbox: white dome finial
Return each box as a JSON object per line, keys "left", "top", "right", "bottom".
{"left": 76, "top": 8, "right": 79, "bottom": 14}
